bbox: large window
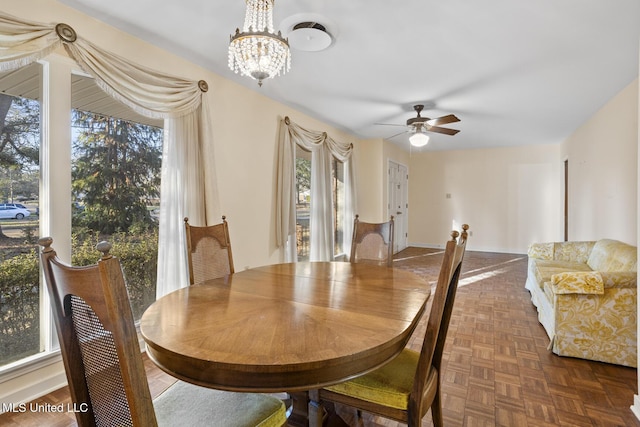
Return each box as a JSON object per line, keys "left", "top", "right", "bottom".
{"left": 295, "top": 147, "right": 346, "bottom": 261}
{"left": 0, "top": 63, "right": 42, "bottom": 366}
{"left": 295, "top": 151, "right": 311, "bottom": 260}
{"left": 70, "top": 75, "right": 163, "bottom": 320}
{"left": 332, "top": 157, "right": 345, "bottom": 257}
{"left": 0, "top": 62, "right": 164, "bottom": 370}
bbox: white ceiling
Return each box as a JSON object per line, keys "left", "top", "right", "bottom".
{"left": 56, "top": 0, "right": 640, "bottom": 151}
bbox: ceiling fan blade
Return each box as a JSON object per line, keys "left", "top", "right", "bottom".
{"left": 425, "top": 125, "right": 460, "bottom": 136}
{"left": 374, "top": 122, "right": 406, "bottom": 127}
{"left": 426, "top": 114, "right": 460, "bottom": 126}
{"left": 385, "top": 130, "right": 409, "bottom": 139}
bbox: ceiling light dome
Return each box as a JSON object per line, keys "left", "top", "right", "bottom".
{"left": 409, "top": 131, "right": 430, "bottom": 147}
{"left": 228, "top": 0, "right": 291, "bottom": 87}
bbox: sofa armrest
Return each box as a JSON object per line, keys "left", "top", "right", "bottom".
{"left": 551, "top": 272, "right": 604, "bottom": 295}
{"left": 551, "top": 275, "right": 637, "bottom": 367}
{"left": 599, "top": 271, "right": 637, "bottom": 289}
{"left": 528, "top": 242, "right": 554, "bottom": 260}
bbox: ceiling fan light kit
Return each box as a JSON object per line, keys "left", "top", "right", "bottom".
{"left": 409, "top": 131, "right": 430, "bottom": 147}
{"left": 228, "top": 0, "right": 291, "bottom": 87}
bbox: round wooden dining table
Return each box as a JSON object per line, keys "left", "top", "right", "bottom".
{"left": 140, "top": 261, "right": 430, "bottom": 426}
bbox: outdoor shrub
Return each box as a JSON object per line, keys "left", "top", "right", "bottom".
{"left": 71, "top": 229, "right": 158, "bottom": 319}
{"left": 21, "top": 225, "right": 37, "bottom": 244}
{"left": 0, "top": 249, "right": 40, "bottom": 365}
{"left": 1, "top": 229, "right": 158, "bottom": 365}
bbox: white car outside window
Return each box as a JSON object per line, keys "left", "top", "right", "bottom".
{"left": 0, "top": 205, "right": 31, "bottom": 220}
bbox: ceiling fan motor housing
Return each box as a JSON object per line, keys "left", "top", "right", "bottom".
{"left": 407, "top": 105, "right": 427, "bottom": 128}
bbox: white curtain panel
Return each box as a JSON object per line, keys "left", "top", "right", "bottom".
{"left": 0, "top": 12, "right": 216, "bottom": 297}
{"left": 276, "top": 117, "right": 356, "bottom": 262}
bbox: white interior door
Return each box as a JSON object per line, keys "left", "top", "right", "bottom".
{"left": 388, "top": 161, "right": 408, "bottom": 253}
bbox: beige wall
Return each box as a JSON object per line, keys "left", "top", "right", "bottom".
{"left": 350, "top": 138, "right": 411, "bottom": 229}
{"left": 4, "top": 0, "right": 640, "bottom": 408}
{"left": 6, "top": 0, "right": 360, "bottom": 271}
{"left": 352, "top": 138, "right": 384, "bottom": 220}
{"left": 1, "top": 0, "right": 360, "bottom": 403}
{"left": 408, "top": 144, "right": 563, "bottom": 253}
{"left": 561, "top": 78, "right": 639, "bottom": 245}
{"left": 207, "top": 83, "right": 356, "bottom": 269}
{"left": 15, "top": 0, "right": 637, "bottom": 259}
{"left": 405, "top": 78, "right": 639, "bottom": 252}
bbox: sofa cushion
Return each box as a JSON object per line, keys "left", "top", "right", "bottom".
{"left": 532, "top": 259, "right": 592, "bottom": 287}
{"left": 551, "top": 271, "right": 604, "bottom": 294}
{"left": 587, "top": 239, "right": 637, "bottom": 272}
{"left": 553, "top": 241, "right": 595, "bottom": 263}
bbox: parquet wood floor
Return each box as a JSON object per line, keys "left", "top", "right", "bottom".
{"left": 1, "top": 248, "right": 637, "bottom": 426}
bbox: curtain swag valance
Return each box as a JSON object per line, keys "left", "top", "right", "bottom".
{"left": 0, "top": 11, "right": 218, "bottom": 297}
{"left": 0, "top": 14, "right": 208, "bottom": 119}
{"left": 276, "top": 117, "right": 357, "bottom": 262}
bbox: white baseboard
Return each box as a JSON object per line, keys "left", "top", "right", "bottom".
{"left": 0, "top": 331, "right": 148, "bottom": 415}
{"left": 0, "top": 356, "right": 66, "bottom": 414}
{"left": 631, "top": 395, "right": 640, "bottom": 421}
{"left": 407, "top": 242, "right": 446, "bottom": 250}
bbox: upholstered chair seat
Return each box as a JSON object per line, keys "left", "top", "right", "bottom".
{"left": 154, "top": 381, "right": 285, "bottom": 427}
{"left": 324, "top": 348, "right": 426, "bottom": 410}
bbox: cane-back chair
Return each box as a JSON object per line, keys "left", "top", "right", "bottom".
{"left": 184, "top": 216, "right": 234, "bottom": 284}
{"left": 320, "top": 224, "right": 470, "bottom": 427}
{"left": 349, "top": 214, "right": 395, "bottom": 267}
{"left": 38, "top": 237, "right": 286, "bottom": 427}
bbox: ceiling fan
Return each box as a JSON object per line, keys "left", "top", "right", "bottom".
{"left": 377, "top": 104, "right": 460, "bottom": 147}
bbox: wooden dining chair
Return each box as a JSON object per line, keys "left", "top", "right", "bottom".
{"left": 320, "top": 224, "right": 470, "bottom": 427}
{"left": 185, "top": 216, "right": 293, "bottom": 413}
{"left": 184, "top": 216, "right": 234, "bottom": 284}
{"left": 38, "top": 237, "right": 287, "bottom": 427}
{"left": 349, "top": 214, "right": 395, "bottom": 267}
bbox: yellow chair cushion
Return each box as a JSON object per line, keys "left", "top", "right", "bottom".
{"left": 324, "top": 348, "right": 419, "bottom": 410}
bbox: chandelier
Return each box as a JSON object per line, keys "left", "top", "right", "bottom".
{"left": 228, "top": 0, "right": 291, "bottom": 87}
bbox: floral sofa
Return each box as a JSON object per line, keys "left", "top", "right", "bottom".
{"left": 525, "top": 239, "right": 637, "bottom": 367}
